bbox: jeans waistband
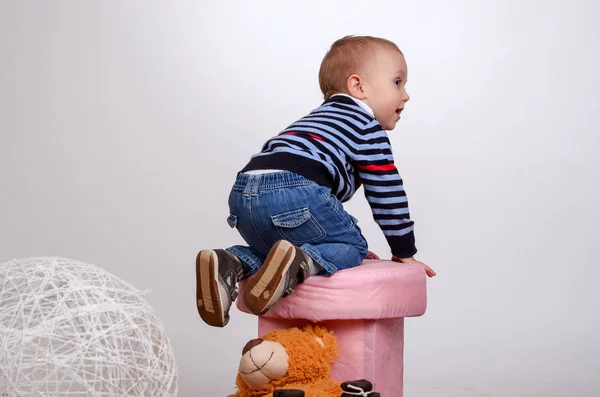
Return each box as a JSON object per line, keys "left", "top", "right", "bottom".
{"left": 233, "top": 171, "right": 317, "bottom": 193}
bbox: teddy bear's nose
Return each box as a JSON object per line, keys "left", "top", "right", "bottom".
{"left": 242, "top": 338, "right": 264, "bottom": 355}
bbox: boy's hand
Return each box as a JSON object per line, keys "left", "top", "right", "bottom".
{"left": 392, "top": 256, "right": 436, "bottom": 277}
{"left": 365, "top": 251, "right": 380, "bottom": 260}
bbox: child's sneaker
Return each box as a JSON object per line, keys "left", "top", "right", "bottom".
{"left": 195, "top": 249, "right": 245, "bottom": 327}
{"left": 243, "top": 240, "right": 314, "bottom": 315}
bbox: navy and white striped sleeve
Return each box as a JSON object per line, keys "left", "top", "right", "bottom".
{"left": 354, "top": 129, "right": 417, "bottom": 258}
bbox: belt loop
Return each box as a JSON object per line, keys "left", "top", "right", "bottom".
{"left": 243, "top": 174, "right": 260, "bottom": 196}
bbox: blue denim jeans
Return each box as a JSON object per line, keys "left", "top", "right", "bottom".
{"left": 225, "top": 171, "right": 369, "bottom": 277}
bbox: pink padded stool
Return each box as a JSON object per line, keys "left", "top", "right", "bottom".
{"left": 236, "top": 259, "right": 428, "bottom": 397}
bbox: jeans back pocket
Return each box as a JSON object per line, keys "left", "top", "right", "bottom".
{"left": 271, "top": 207, "right": 326, "bottom": 244}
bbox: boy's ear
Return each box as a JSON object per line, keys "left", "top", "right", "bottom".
{"left": 346, "top": 74, "right": 367, "bottom": 100}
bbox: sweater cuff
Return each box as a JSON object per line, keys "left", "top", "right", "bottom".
{"left": 386, "top": 231, "right": 418, "bottom": 258}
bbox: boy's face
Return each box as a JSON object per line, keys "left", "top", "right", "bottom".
{"left": 361, "top": 48, "right": 410, "bottom": 131}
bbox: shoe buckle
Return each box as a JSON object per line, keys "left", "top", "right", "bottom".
{"left": 284, "top": 287, "right": 294, "bottom": 297}
{"left": 298, "top": 261, "right": 310, "bottom": 283}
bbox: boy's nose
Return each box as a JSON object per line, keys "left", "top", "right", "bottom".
{"left": 242, "top": 338, "right": 264, "bottom": 355}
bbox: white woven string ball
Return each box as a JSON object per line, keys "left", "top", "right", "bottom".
{"left": 0, "top": 257, "right": 178, "bottom": 397}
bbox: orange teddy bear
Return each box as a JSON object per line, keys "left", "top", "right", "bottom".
{"left": 233, "top": 325, "right": 378, "bottom": 397}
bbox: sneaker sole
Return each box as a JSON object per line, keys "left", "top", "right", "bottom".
{"left": 196, "top": 249, "right": 228, "bottom": 327}
{"left": 243, "top": 240, "right": 295, "bottom": 315}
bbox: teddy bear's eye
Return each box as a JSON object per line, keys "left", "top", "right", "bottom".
{"left": 314, "top": 337, "right": 324, "bottom": 347}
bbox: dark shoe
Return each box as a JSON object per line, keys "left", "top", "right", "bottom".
{"left": 341, "top": 379, "right": 377, "bottom": 397}
{"left": 243, "top": 240, "right": 312, "bottom": 315}
{"left": 196, "top": 249, "right": 245, "bottom": 327}
{"left": 273, "top": 389, "right": 305, "bottom": 397}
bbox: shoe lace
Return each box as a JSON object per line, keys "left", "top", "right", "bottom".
{"left": 344, "top": 384, "right": 373, "bottom": 396}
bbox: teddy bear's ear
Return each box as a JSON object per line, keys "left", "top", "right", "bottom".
{"left": 300, "top": 325, "right": 338, "bottom": 363}
{"left": 303, "top": 324, "right": 333, "bottom": 339}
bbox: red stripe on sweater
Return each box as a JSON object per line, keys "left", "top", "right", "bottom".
{"left": 282, "top": 131, "right": 323, "bottom": 141}
{"left": 358, "top": 163, "right": 396, "bottom": 172}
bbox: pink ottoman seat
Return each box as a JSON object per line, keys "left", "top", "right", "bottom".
{"left": 236, "top": 259, "right": 428, "bottom": 397}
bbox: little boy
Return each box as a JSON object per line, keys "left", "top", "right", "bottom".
{"left": 196, "top": 35, "right": 435, "bottom": 328}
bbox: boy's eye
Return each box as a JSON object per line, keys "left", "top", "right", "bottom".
{"left": 394, "top": 79, "right": 402, "bottom": 85}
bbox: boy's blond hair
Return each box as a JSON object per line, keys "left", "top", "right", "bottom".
{"left": 318, "top": 35, "right": 402, "bottom": 100}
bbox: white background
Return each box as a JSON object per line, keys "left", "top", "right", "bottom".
{"left": 1, "top": 1, "right": 599, "bottom": 396}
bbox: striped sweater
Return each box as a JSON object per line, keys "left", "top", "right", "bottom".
{"left": 241, "top": 94, "right": 417, "bottom": 258}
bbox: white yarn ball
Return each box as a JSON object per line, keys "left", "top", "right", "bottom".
{"left": 0, "top": 257, "right": 178, "bottom": 397}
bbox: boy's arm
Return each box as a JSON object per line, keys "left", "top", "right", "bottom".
{"left": 350, "top": 121, "right": 416, "bottom": 259}
{"left": 355, "top": 144, "right": 436, "bottom": 277}
{"left": 355, "top": 153, "right": 417, "bottom": 259}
